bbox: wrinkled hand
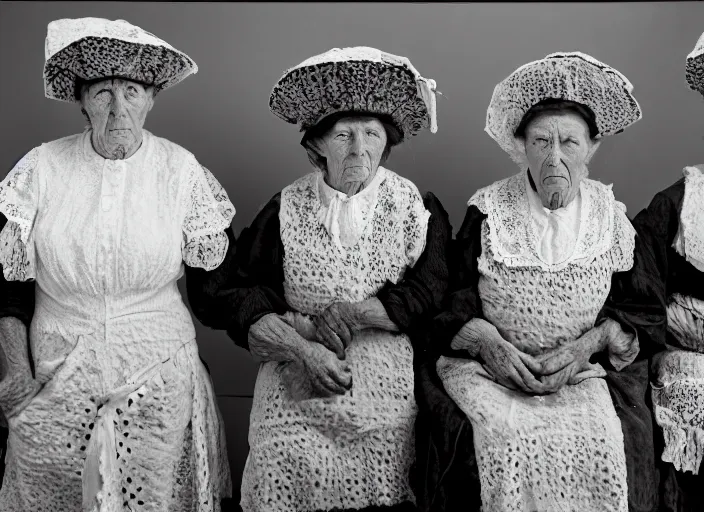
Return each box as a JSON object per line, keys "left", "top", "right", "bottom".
{"left": 313, "top": 302, "right": 365, "bottom": 359}
{"left": 298, "top": 342, "right": 353, "bottom": 397}
{"left": 535, "top": 325, "right": 607, "bottom": 393}
{"left": 479, "top": 335, "right": 546, "bottom": 395}
{"left": 0, "top": 372, "right": 41, "bottom": 419}
{"left": 0, "top": 321, "right": 41, "bottom": 419}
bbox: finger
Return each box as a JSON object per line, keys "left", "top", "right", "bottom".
{"left": 537, "top": 350, "right": 573, "bottom": 375}
{"left": 329, "top": 366, "right": 353, "bottom": 390}
{"left": 504, "top": 366, "right": 535, "bottom": 394}
{"left": 512, "top": 360, "right": 547, "bottom": 394}
{"left": 325, "top": 309, "right": 354, "bottom": 347}
{"left": 541, "top": 367, "right": 571, "bottom": 393}
{"left": 314, "top": 322, "right": 345, "bottom": 359}
{"left": 318, "top": 372, "right": 347, "bottom": 395}
{"left": 516, "top": 351, "right": 543, "bottom": 375}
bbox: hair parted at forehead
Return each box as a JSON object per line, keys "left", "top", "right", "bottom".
{"left": 514, "top": 99, "right": 599, "bottom": 140}
{"left": 299, "top": 111, "right": 402, "bottom": 171}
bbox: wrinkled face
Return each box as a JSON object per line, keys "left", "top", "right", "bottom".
{"left": 80, "top": 78, "right": 155, "bottom": 160}
{"left": 312, "top": 117, "right": 387, "bottom": 196}
{"left": 523, "top": 110, "right": 596, "bottom": 210}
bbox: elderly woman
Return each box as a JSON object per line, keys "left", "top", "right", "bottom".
{"left": 414, "top": 52, "right": 662, "bottom": 512}
{"left": 186, "top": 47, "right": 451, "bottom": 512}
{"left": 0, "top": 18, "right": 232, "bottom": 510}
{"left": 631, "top": 32, "right": 704, "bottom": 512}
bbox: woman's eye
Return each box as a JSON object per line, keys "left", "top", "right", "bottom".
{"left": 367, "top": 130, "right": 380, "bottom": 138}
{"left": 564, "top": 139, "right": 578, "bottom": 146}
{"left": 335, "top": 133, "right": 349, "bottom": 140}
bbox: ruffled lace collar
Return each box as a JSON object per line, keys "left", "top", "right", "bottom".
{"left": 469, "top": 171, "right": 617, "bottom": 271}
{"left": 315, "top": 166, "right": 389, "bottom": 250}
{"left": 673, "top": 165, "right": 704, "bottom": 272}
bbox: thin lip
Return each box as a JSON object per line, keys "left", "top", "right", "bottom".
{"left": 542, "top": 175, "right": 569, "bottom": 182}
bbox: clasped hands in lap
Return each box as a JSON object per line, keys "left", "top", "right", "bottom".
{"left": 249, "top": 300, "right": 380, "bottom": 399}
{"left": 451, "top": 317, "right": 619, "bottom": 395}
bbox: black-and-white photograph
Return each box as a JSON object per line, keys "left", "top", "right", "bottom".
{"left": 1, "top": 2, "right": 703, "bottom": 511}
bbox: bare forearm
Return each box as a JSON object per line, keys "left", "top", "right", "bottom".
{"left": 450, "top": 318, "right": 499, "bottom": 358}
{"left": 0, "top": 316, "right": 31, "bottom": 381}
{"left": 359, "top": 298, "right": 399, "bottom": 332}
{"left": 248, "top": 313, "right": 313, "bottom": 364}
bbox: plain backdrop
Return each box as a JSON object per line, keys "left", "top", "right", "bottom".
{"left": 2, "top": 1, "right": 704, "bottom": 498}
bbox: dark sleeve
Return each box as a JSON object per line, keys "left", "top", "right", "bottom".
{"left": 185, "top": 193, "right": 289, "bottom": 351}
{"left": 595, "top": 231, "right": 668, "bottom": 366}
{"left": 376, "top": 192, "right": 452, "bottom": 336}
{"left": 430, "top": 205, "right": 487, "bottom": 358}
{"left": 0, "top": 213, "right": 35, "bottom": 328}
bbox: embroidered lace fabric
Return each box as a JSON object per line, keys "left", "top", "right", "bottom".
{"left": 44, "top": 17, "right": 198, "bottom": 103}
{"left": 438, "top": 173, "right": 635, "bottom": 511}
{"left": 484, "top": 52, "right": 642, "bottom": 168}
{"left": 269, "top": 46, "right": 438, "bottom": 138}
{"left": 315, "top": 166, "right": 387, "bottom": 251}
{"left": 0, "top": 130, "right": 234, "bottom": 511}
{"left": 651, "top": 295, "right": 704, "bottom": 475}
{"left": 524, "top": 172, "right": 582, "bottom": 265}
{"left": 467, "top": 172, "right": 635, "bottom": 273}
{"left": 672, "top": 166, "right": 704, "bottom": 272}
{"left": 240, "top": 168, "right": 430, "bottom": 512}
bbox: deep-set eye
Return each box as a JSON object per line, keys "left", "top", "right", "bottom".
{"left": 366, "top": 130, "right": 380, "bottom": 138}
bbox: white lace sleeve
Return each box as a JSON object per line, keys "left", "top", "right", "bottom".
{"left": 182, "top": 160, "right": 236, "bottom": 271}
{"left": 0, "top": 147, "right": 41, "bottom": 281}
{"left": 609, "top": 200, "right": 636, "bottom": 273}
{"left": 402, "top": 186, "right": 430, "bottom": 268}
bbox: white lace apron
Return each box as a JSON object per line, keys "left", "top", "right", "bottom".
{"left": 240, "top": 168, "right": 430, "bottom": 512}
{"left": 0, "top": 129, "right": 234, "bottom": 511}
{"left": 437, "top": 172, "right": 636, "bottom": 512}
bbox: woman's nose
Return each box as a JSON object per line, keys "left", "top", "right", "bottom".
{"left": 110, "top": 93, "right": 126, "bottom": 118}
{"left": 349, "top": 134, "right": 363, "bottom": 154}
{"left": 545, "top": 142, "right": 561, "bottom": 167}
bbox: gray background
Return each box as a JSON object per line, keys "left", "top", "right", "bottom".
{"left": 1, "top": 1, "right": 703, "bottom": 498}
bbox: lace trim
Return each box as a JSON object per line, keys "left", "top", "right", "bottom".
{"left": 181, "top": 161, "right": 235, "bottom": 271}
{"left": 0, "top": 220, "right": 35, "bottom": 281}
{"left": 673, "top": 166, "right": 704, "bottom": 270}
{"left": 279, "top": 168, "right": 429, "bottom": 315}
{"left": 468, "top": 172, "right": 634, "bottom": 272}
{"left": 653, "top": 349, "right": 704, "bottom": 474}
{"left": 0, "top": 147, "right": 41, "bottom": 281}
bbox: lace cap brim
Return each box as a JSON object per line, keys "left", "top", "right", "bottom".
{"left": 686, "top": 32, "right": 704, "bottom": 94}
{"left": 269, "top": 47, "right": 437, "bottom": 139}
{"left": 485, "top": 52, "right": 642, "bottom": 162}
{"left": 44, "top": 37, "right": 197, "bottom": 103}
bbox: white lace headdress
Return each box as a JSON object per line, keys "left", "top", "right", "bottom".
{"left": 485, "top": 51, "right": 642, "bottom": 168}
{"left": 44, "top": 17, "right": 198, "bottom": 103}
{"left": 269, "top": 46, "right": 438, "bottom": 140}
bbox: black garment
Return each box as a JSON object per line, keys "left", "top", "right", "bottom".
{"left": 185, "top": 191, "right": 453, "bottom": 355}
{"left": 631, "top": 178, "right": 704, "bottom": 512}
{"left": 414, "top": 203, "right": 664, "bottom": 512}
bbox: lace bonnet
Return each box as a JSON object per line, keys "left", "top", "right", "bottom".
{"left": 686, "top": 31, "right": 704, "bottom": 95}
{"left": 485, "top": 51, "right": 642, "bottom": 167}
{"left": 44, "top": 17, "right": 198, "bottom": 103}
{"left": 269, "top": 46, "right": 438, "bottom": 140}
